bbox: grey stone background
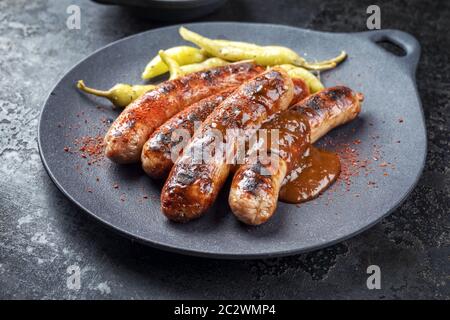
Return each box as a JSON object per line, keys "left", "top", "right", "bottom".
{"left": 0, "top": 0, "right": 448, "bottom": 299}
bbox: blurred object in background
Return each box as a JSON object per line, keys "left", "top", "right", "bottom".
{"left": 92, "top": 0, "right": 228, "bottom": 21}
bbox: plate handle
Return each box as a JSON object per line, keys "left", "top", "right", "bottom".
{"left": 365, "top": 29, "right": 421, "bottom": 75}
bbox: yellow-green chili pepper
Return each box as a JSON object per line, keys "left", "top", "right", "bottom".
{"left": 213, "top": 39, "right": 261, "bottom": 50}
{"left": 158, "top": 50, "right": 184, "bottom": 80}
{"left": 179, "top": 27, "right": 346, "bottom": 70}
{"left": 159, "top": 51, "right": 229, "bottom": 80}
{"left": 179, "top": 57, "right": 229, "bottom": 74}
{"left": 141, "top": 46, "right": 207, "bottom": 80}
{"left": 76, "top": 80, "right": 155, "bottom": 109}
{"left": 278, "top": 64, "right": 325, "bottom": 93}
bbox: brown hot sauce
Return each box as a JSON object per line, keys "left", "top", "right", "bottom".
{"left": 263, "top": 110, "right": 341, "bottom": 204}
{"left": 279, "top": 146, "right": 340, "bottom": 204}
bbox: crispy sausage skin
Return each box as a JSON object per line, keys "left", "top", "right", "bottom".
{"left": 141, "top": 78, "right": 308, "bottom": 179}
{"left": 141, "top": 88, "right": 235, "bottom": 179}
{"left": 229, "top": 86, "right": 363, "bottom": 225}
{"left": 296, "top": 86, "right": 363, "bottom": 143}
{"left": 161, "top": 68, "right": 294, "bottom": 222}
{"left": 104, "top": 62, "right": 264, "bottom": 163}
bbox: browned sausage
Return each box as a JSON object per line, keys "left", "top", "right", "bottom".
{"left": 161, "top": 68, "right": 294, "bottom": 222}
{"left": 141, "top": 88, "right": 235, "bottom": 179}
{"left": 296, "top": 86, "right": 363, "bottom": 143}
{"left": 229, "top": 86, "right": 363, "bottom": 225}
{"left": 104, "top": 62, "right": 264, "bottom": 163}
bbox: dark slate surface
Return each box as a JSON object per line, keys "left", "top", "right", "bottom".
{"left": 0, "top": 0, "right": 448, "bottom": 299}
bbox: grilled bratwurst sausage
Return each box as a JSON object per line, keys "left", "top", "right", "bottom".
{"left": 104, "top": 62, "right": 264, "bottom": 163}
{"left": 229, "top": 86, "right": 363, "bottom": 225}
{"left": 141, "top": 78, "right": 309, "bottom": 179}
{"left": 161, "top": 68, "right": 294, "bottom": 222}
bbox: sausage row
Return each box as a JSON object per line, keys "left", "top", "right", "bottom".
{"left": 103, "top": 62, "right": 362, "bottom": 225}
